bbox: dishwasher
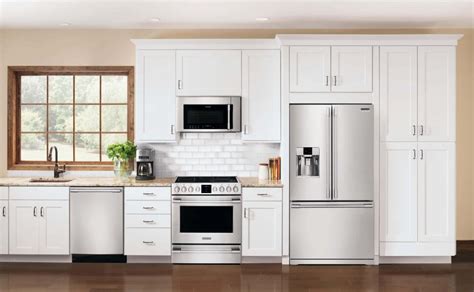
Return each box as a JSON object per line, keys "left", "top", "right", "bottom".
{"left": 70, "top": 187, "right": 125, "bottom": 262}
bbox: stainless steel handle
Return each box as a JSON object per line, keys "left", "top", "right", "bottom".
{"left": 244, "top": 125, "right": 248, "bottom": 135}
{"left": 325, "top": 75, "right": 329, "bottom": 86}
{"left": 142, "top": 206, "right": 155, "bottom": 210}
{"left": 412, "top": 149, "right": 416, "bottom": 160}
{"left": 33, "top": 206, "right": 37, "bottom": 217}
{"left": 171, "top": 125, "right": 175, "bottom": 135}
{"left": 291, "top": 203, "right": 374, "bottom": 208}
{"left": 142, "top": 192, "right": 156, "bottom": 196}
{"left": 332, "top": 107, "right": 338, "bottom": 199}
{"left": 143, "top": 220, "right": 155, "bottom": 223}
{"left": 178, "top": 80, "right": 182, "bottom": 89}
{"left": 173, "top": 199, "right": 241, "bottom": 204}
{"left": 243, "top": 208, "right": 247, "bottom": 218}
{"left": 70, "top": 189, "right": 123, "bottom": 193}
{"left": 420, "top": 149, "right": 424, "bottom": 160}
{"left": 333, "top": 76, "right": 337, "bottom": 86}
{"left": 40, "top": 207, "right": 44, "bottom": 217}
{"left": 143, "top": 241, "right": 154, "bottom": 244}
{"left": 327, "top": 107, "right": 331, "bottom": 199}
{"left": 257, "top": 193, "right": 268, "bottom": 196}
{"left": 420, "top": 125, "right": 424, "bottom": 136}
{"left": 2, "top": 206, "right": 6, "bottom": 217}
{"left": 412, "top": 125, "right": 416, "bottom": 136}
{"left": 227, "top": 104, "right": 231, "bottom": 130}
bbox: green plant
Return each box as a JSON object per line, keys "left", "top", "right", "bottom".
{"left": 106, "top": 140, "right": 137, "bottom": 161}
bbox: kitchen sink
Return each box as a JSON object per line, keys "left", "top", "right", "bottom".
{"left": 29, "top": 177, "right": 73, "bottom": 183}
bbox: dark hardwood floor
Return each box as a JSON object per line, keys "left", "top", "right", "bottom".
{"left": 0, "top": 243, "right": 472, "bottom": 292}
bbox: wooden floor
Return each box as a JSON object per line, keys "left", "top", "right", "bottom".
{"left": 0, "top": 243, "right": 473, "bottom": 292}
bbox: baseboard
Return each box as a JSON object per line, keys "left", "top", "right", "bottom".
{"left": 127, "top": 256, "right": 171, "bottom": 263}
{"left": 241, "top": 257, "right": 282, "bottom": 264}
{"left": 380, "top": 256, "right": 451, "bottom": 264}
{"left": 0, "top": 255, "right": 72, "bottom": 263}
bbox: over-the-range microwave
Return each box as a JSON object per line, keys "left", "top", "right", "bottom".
{"left": 176, "top": 96, "right": 241, "bottom": 133}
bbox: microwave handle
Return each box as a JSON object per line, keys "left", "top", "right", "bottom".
{"left": 227, "top": 104, "right": 231, "bottom": 130}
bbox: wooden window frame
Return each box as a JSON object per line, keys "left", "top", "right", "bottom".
{"left": 8, "top": 66, "right": 135, "bottom": 171}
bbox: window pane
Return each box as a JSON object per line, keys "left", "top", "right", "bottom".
{"left": 49, "top": 76, "right": 73, "bottom": 103}
{"left": 75, "top": 76, "right": 99, "bottom": 103}
{"left": 49, "top": 105, "right": 73, "bottom": 132}
{"left": 21, "top": 133, "right": 46, "bottom": 161}
{"left": 21, "top": 76, "right": 46, "bottom": 103}
{"left": 101, "top": 133, "right": 128, "bottom": 161}
{"left": 76, "top": 105, "right": 100, "bottom": 132}
{"left": 102, "top": 76, "right": 127, "bottom": 103}
{"left": 49, "top": 134, "right": 74, "bottom": 161}
{"left": 102, "top": 105, "right": 127, "bottom": 132}
{"left": 21, "top": 105, "right": 46, "bottom": 132}
{"left": 75, "top": 134, "right": 100, "bottom": 161}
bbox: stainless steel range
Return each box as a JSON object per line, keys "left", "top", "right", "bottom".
{"left": 171, "top": 176, "right": 242, "bottom": 264}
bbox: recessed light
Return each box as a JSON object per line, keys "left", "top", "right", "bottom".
{"left": 150, "top": 18, "right": 161, "bottom": 23}
{"left": 256, "top": 17, "right": 269, "bottom": 22}
{"left": 60, "top": 23, "right": 71, "bottom": 27}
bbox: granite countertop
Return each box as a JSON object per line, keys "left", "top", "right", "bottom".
{"left": 0, "top": 177, "right": 175, "bottom": 187}
{"left": 238, "top": 177, "right": 283, "bottom": 188}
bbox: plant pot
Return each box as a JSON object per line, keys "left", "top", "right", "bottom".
{"left": 113, "top": 159, "right": 133, "bottom": 179}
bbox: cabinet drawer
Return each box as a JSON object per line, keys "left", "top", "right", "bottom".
{"left": 10, "top": 187, "right": 69, "bottom": 200}
{"left": 125, "top": 187, "right": 171, "bottom": 201}
{"left": 125, "top": 201, "right": 170, "bottom": 214}
{"left": 243, "top": 188, "right": 282, "bottom": 201}
{"left": 125, "top": 228, "right": 171, "bottom": 256}
{"left": 0, "top": 187, "right": 8, "bottom": 200}
{"left": 125, "top": 214, "right": 171, "bottom": 228}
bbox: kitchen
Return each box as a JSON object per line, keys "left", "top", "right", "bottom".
{"left": 0, "top": 1, "right": 472, "bottom": 291}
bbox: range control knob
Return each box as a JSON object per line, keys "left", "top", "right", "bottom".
{"left": 181, "top": 186, "right": 187, "bottom": 193}
{"left": 233, "top": 186, "right": 239, "bottom": 193}
{"left": 195, "top": 186, "right": 201, "bottom": 193}
{"left": 188, "top": 186, "right": 194, "bottom": 193}
{"left": 174, "top": 186, "right": 180, "bottom": 193}
{"left": 226, "top": 186, "right": 232, "bottom": 192}
{"left": 213, "top": 186, "right": 218, "bottom": 192}
{"left": 219, "top": 186, "right": 225, "bottom": 193}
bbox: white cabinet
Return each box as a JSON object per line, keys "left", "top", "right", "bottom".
{"left": 242, "top": 50, "right": 281, "bottom": 142}
{"left": 135, "top": 50, "right": 177, "bottom": 143}
{"left": 380, "top": 47, "right": 418, "bottom": 142}
{"left": 290, "top": 46, "right": 331, "bottom": 92}
{"left": 0, "top": 187, "right": 9, "bottom": 254}
{"left": 380, "top": 142, "right": 455, "bottom": 255}
{"left": 176, "top": 50, "right": 242, "bottom": 96}
{"left": 418, "top": 46, "right": 456, "bottom": 142}
{"left": 380, "top": 46, "right": 455, "bottom": 142}
{"left": 242, "top": 188, "right": 282, "bottom": 257}
{"left": 9, "top": 187, "right": 69, "bottom": 255}
{"left": 289, "top": 46, "right": 372, "bottom": 93}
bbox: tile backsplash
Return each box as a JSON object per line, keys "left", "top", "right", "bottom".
{"left": 142, "top": 133, "right": 280, "bottom": 178}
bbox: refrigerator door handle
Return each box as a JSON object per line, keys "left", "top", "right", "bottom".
{"left": 332, "top": 106, "right": 338, "bottom": 199}
{"left": 327, "top": 107, "right": 331, "bottom": 199}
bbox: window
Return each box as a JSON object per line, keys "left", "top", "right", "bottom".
{"left": 8, "top": 67, "right": 134, "bottom": 170}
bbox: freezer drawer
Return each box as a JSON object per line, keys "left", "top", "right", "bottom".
{"left": 290, "top": 202, "right": 374, "bottom": 261}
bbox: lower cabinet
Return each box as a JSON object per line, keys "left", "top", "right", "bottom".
{"left": 0, "top": 187, "right": 8, "bottom": 255}
{"left": 242, "top": 188, "right": 282, "bottom": 257}
{"left": 8, "top": 187, "right": 69, "bottom": 255}
{"left": 124, "top": 187, "right": 171, "bottom": 256}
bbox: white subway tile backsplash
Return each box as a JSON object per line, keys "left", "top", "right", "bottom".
{"left": 147, "top": 133, "right": 280, "bottom": 177}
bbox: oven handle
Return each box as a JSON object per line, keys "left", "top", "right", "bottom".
{"left": 172, "top": 198, "right": 241, "bottom": 204}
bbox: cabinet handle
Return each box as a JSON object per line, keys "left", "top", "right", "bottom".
{"left": 333, "top": 76, "right": 337, "bottom": 86}
{"left": 143, "top": 241, "right": 154, "bottom": 244}
{"left": 257, "top": 193, "right": 269, "bottom": 196}
{"left": 143, "top": 220, "right": 155, "bottom": 223}
{"left": 420, "top": 149, "right": 424, "bottom": 160}
{"left": 420, "top": 125, "right": 424, "bottom": 136}
{"left": 33, "top": 207, "right": 37, "bottom": 217}
{"left": 171, "top": 125, "right": 175, "bottom": 135}
{"left": 40, "top": 207, "right": 44, "bottom": 217}
{"left": 412, "top": 125, "right": 416, "bottom": 136}
{"left": 2, "top": 206, "right": 6, "bottom": 217}
{"left": 142, "top": 192, "right": 156, "bottom": 196}
{"left": 244, "top": 208, "right": 247, "bottom": 218}
{"left": 244, "top": 125, "right": 248, "bottom": 135}
{"left": 325, "top": 76, "right": 329, "bottom": 86}
{"left": 412, "top": 149, "right": 416, "bottom": 160}
{"left": 178, "top": 80, "right": 182, "bottom": 89}
{"left": 142, "top": 206, "right": 154, "bottom": 210}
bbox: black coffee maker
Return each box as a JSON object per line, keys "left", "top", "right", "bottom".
{"left": 136, "top": 148, "right": 155, "bottom": 180}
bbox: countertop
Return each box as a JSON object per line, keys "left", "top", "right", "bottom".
{"left": 238, "top": 177, "right": 283, "bottom": 188}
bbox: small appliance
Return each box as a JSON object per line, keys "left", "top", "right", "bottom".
{"left": 135, "top": 148, "right": 155, "bottom": 181}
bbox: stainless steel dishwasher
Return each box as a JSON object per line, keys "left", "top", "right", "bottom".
{"left": 70, "top": 187, "right": 124, "bottom": 256}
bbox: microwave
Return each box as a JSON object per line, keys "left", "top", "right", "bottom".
{"left": 176, "top": 97, "right": 241, "bottom": 132}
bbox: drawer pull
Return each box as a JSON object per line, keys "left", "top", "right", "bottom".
{"left": 257, "top": 193, "right": 269, "bottom": 196}
{"left": 143, "top": 241, "right": 155, "bottom": 244}
{"left": 142, "top": 193, "right": 156, "bottom": 196}
{"left": 142, "top": 206, "right": 155, "bottom": 210}
{"left": 143, "top": 220, "right": 155, "bottom": 223}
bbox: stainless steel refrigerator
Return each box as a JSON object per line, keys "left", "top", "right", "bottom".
{"left": 290, "top": 104, "right": 374, "bottom": 265}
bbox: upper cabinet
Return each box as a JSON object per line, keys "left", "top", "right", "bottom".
{"left": 135, "top": 50, "right": 177, "bottom": 143}
{"left": 380, "top": 46, "right": 455, "bottom": 142}
{"left": 289, "top": 46, "right": 373, "bottom": 93}
{"left": 176, "top": 50, "right": 242, "bottom": 96}
{"left": 242, "top": 50, "right": 281, "bottom": 142}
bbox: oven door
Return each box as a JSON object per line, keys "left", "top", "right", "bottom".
{"left": 177, "top": 97, "right": 241, "bottom": 132}
{"left": 172, "top": 195, "right": 242, "bottom": 244}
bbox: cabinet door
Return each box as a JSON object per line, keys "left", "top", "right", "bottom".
{"left": 135, "top": 50, "right": 176, "bottom": 143}
{"left": 380, "top": 143, "right": 418, "bottom": 242}
{"left": 242, "top": 201, "right": 282, "bottom": 257}
{"left": 289, "top": 46, "right": 331, "bottom": 92}
{"left": 380, "top": 46, "right": 418, "bottom": 142}
{"left": 39, "top": 201, "right": 69, "bottom": 255}
{"left": 176, "top": 50, "right": 241, "bottom": 96}
{"left": 331, "top": 46, "right": 373, "bottom": 92}
{"left": 418, "top": 143, "right": 455, "bottom": 242}
{"left": 0, "top": 201, "right": 8, "bottom": 254}
{"left": 418, "top": 46, "right": 456, "bottom": 142}
{"left": 242, "top": 50, "right": 280, "bottom": 142}
{"left": 9, "top": 200, "right": 39, "bottom": 254}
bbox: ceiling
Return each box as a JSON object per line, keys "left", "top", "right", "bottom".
{"left": 0, "top": 0, "right": 473, "bottom": 29}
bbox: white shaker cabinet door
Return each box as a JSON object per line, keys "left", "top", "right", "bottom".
{"left": 417, "top": 142, "right": 455, "bottom": 243}
{"left": 135, "top": 50, "right": 177, "bottom": 143}
{"left": 331, "top": 46, "right": 373, "bottom": 92}
{"left": 176, "top": 50, "right": 242, "bottom": 96}
{"left": 0, "top": 201, "right": 7, "bottom": 254}
{"left": 242, "top": 201, "right": 282, "bottom": 257}
{"left": 418, "top": 46, "right": 456, "bottom": 142}
{"left": 242, "top": 50, "right": 281, "bottom": 142}
{"left": 380, "top": 46, "right": 418, "bottom": 142}
{"left": 380, "top": 143, "right": 418, "bottom": 243}
{"left": 289, "top": 46, "right": 331, "bottom": 92}
{"left": 39, "top": 201, "right": 69, "bottom": 255}
{"left": 9, "top": 200, "right": 39, "bottom": 254}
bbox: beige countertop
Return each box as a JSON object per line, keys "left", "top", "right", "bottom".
{"left": 238, "top": 177, "right": 283, "bottom": 188}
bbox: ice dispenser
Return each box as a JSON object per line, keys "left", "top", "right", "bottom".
{"left": 296, "top": 147, "right": 319, "bottom": 176}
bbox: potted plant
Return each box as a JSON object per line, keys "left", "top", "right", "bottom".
{"left": 106, "top": 140, "right": 137, "bottom": 179}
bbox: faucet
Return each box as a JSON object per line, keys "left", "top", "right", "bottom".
{"left": 47, "top": 146, "right": 66, "bottom": 178}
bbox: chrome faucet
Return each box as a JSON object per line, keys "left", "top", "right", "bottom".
{"left": 47, "top": 146, "right": 66, "bottom": 178}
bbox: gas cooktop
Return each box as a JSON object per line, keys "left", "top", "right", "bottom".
{"left": 175, "top": 176, "right": 238, "bottom": 183}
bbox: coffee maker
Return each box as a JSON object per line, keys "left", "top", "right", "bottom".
{"left": 136, "top": 148, "right": 155, "bottom": 181}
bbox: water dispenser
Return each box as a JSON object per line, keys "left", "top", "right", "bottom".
{"left": 296, "top": 147, "right": 320, "bottom": 177}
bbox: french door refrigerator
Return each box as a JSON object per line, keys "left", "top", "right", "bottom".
{"left": 290, "top": 104, "right": 374, "bottom": 264}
